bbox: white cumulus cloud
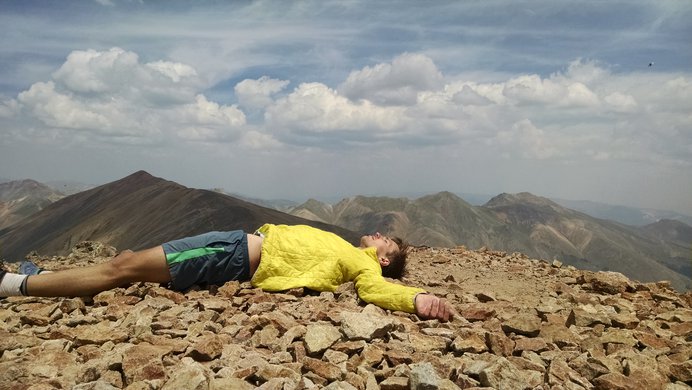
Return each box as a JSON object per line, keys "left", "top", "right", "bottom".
{"left": 266, "top": 82, "right": 406, "bottom": 140}
{"left": 339, "top": 53, "right": 444, "bottom": 105}
{"left": 176, "top": 95, "right": 246, "bottom": 142}
{"left": 604, "top": 92, "right": 637, "bottom": 113}
{"left": 503, "top": 74, "right": 565, "bottom": 105}
{"left": 9, "top": 47, "right": 246, "bottom": 144}
{"left": 51, "top": 48, "right": 138, "bottom": 94}
{"left": 495, "top": 119, "right": 558, "bottom": 160}
{"left": 252, "top": 54, "right": 691, "bottom": 164}
{"left": 146, "top": 61, "right": 198, "bottom": 83}
{"left": 235, "top": 76, "right": 290, "bottom": 110}
{"left": 0, "top": 98, "right": 19, "bottom": 118}
{"left": 239, "top": 130, "right": 282, "bottom": 149}
{"left": 182, "top": 95, "right": 245, "bottom": 127}
{"left": 18, "top": 81, "right": 112, "bottom": 131}
{"left": 502, "top": 63, "right": 600, "bottom": 108}
{"left": 3, "top": 47, "right": 691, "bottom": 171}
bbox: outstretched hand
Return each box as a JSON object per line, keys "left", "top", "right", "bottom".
{"left": 414, "top": 293, "right": 455, "bottom": 322}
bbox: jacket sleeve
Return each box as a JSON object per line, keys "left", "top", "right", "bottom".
{"left": 353, "top": 271, "right": 426, "bottom": 313}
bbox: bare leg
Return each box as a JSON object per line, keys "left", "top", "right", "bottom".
{"left": 26, "top": 246, "right": 172, "bottom": 297}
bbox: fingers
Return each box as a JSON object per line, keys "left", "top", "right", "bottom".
{"left": 437, "top": 298, "right": 450, "bottom": 322}
{"left": 422, "top": 297, "right": 433, "bottom": 318}
{"left": 415, "top": 294, "right": 431, "bottom": 318}
{"left": 429, "top": 295, "right": 440, "bottom": 318}
{"left": 431, "top": 297, "right": 453, "bottom": 322}
{"left": 415, "top": 294, "right": 456, "bottom": 322}
{"left": 444, "top": 303, "right": 453, "bottom": 322}
{"left": 445, "top": 300, "right": 455, "bottom": 321}
{"left": 436, "top": 298, "right": 454, "bottom": 322}
{"left": 438, "top": 299, "right": 448, "bottom": 322}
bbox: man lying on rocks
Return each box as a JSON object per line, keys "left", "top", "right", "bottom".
{"left": 1, "top": 224, "right": 454, "bottom": 321}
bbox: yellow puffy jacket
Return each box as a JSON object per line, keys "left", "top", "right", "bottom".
{"left": 251, "top": 224, "right": 425, "bottom": 313}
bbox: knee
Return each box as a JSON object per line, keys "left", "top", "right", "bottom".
{"left": 108, "top": 250, "right": 137, "bottom": 284}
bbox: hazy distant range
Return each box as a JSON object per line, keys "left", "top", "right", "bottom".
{"left": 232, "top": 191, "right": 692, "bottom": 228}
{"left": 2, "top": 176, "right": 690, "bottom": 227}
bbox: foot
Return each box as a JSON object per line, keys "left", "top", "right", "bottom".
{"left": 19, "top": 261, "right": 43, "bottom": 275}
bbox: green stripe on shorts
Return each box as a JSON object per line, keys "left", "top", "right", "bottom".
{"left": 166, "top": 247, "right": 226, "bottom": 265}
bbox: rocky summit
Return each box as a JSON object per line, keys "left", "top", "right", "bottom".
{"left": 1, "top": 242, "right": 691, "bottom": 389}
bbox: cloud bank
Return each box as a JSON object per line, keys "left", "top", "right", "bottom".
{"left": 6, "top": 48, "right": 245, "bottom": 144}
{"left": 3, "top": 48, "right": 689, "bottom": 170}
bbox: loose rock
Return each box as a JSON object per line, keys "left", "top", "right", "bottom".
{"left": 1, "top": 241, "right": 689, "bottom": 389}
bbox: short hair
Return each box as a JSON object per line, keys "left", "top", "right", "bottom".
{"left": 381, "top": 236, "right": 409, "bottom": 279}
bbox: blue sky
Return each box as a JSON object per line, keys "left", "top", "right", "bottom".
{"left": 1, "top": 0, "right": 691, "bottom": 215}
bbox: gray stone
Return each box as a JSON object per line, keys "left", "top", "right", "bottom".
{"left": 567, "top": 304, "right": 613, "bottom": 327}
{"left": 501, "top": 313, "right": 541, "bottom": 337}
{"left": 580, "top": 271, "right": 633, "bottom": 294}
{"left": 122, "top": 343, "right": 168, "bottom": 384}
{"left": 72, "top": 381, "right": 120, "bottom": 390}
{"left": 340, "top": 311, "right": 395, "bottom": 341}
{"left": 451, "top": 332, "right": 487, "bottom": 354}
{"left": 323, "top": 381, "right": 359, "bottom": 390}
{"left": 161, "top": 359, "right": 208, "bottom": 390}
{"left": 188, "top": 334, "right": 223, "bottom": 361}
{"left": 379, "top": 376, "right": 409, "bottom": 389}
{"left": 410, "top": 362, "right": 441, "bottom": 390}
{"left": 669, "top": 360, "right": 692, "bottom": 382}
{"left": 479, "top": 357, "right": 538, "bottom": 389}
{"left": 303, "top": 356, "right": 343, "bottom": 381}
{"left": 209, "top": 378, "right": 255, "bottom": 390}
{"left": 304, "top": 323, "right": 342, "bottom": 355}
{"left": 592, "top": 372, "right": 640, "bottom": 390}
{"left": 255, "top": 363, "right": 301, "bottom": 383}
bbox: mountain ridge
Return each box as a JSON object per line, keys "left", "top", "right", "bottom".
{"left": 289, "top": 192, "right": 691, "bottom": 291}
{"left": 0, "top": 171, "right": 361, "bottom": 261}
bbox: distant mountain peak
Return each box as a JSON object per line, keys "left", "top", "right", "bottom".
{"left": 484, "top": 192, "right": 561, "bottom": 209}
{"left": 415, "top": 191, "right": 473, "bottom": 208}
{"left": 642, "top": 218, "right": 692, "bottom": 246}
{"left": 132, "top": 169, "right": 153, "bottom": 176}
{"left": 0, "top": 179, "right": 64, "bottom": 202}
{"left": 109, "top": 170, "right": 170, "bottom": 189}
{"left": 0, "top": 179, "right": 66, "bottom": 229}
{"left": 429, "top": 191, "right": 464, "bottom": 200}
{"left": 417, "top": 190, "right": 456, "bottom": 199}
{"left": 0, "top": 178, "right": 43, "bottom": 190}
{"left": 125, "top": 170, "right": 156, "bottom": 181}
{"left": 437, "top": 190, "right": 457, "bottom": 196}
{"left": 303, "top": 198, "right": 329, "bottom": 206}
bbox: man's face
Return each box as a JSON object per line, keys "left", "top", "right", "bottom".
{"left": 360, "top": 232, "right": 399, "bottom": 259}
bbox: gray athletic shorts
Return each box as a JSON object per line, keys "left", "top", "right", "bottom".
{"left": 162, "top": 230, "right": 250, "bottom": 291}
